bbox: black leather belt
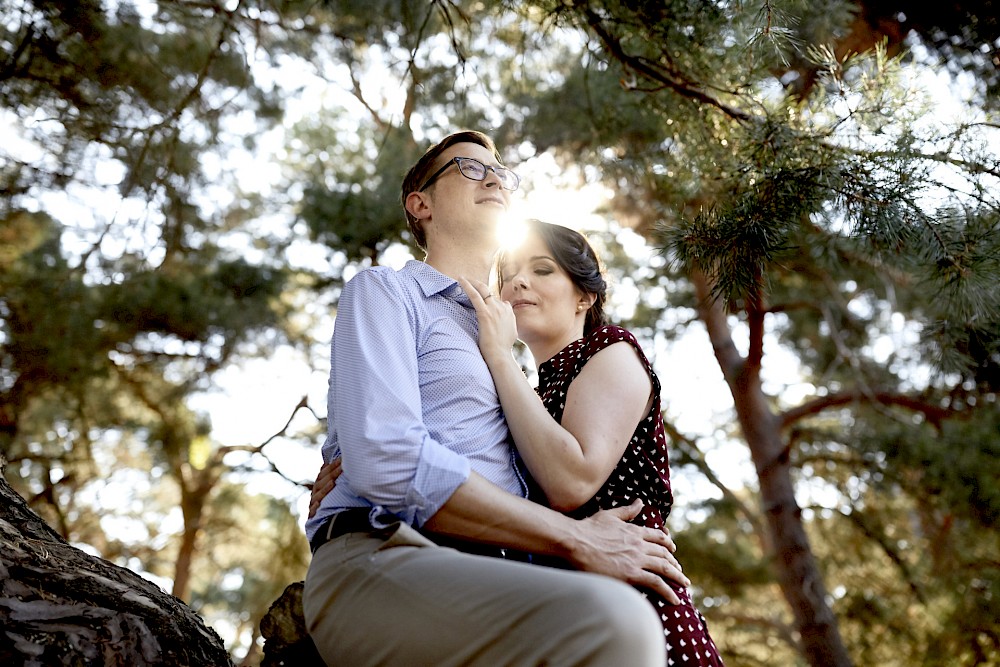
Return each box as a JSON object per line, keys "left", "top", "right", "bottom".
{"left": 310, "top": 508, "right": 378, "bottom": 553}
{"left": 310, "top": 508, "right": 532, "bottom": 563}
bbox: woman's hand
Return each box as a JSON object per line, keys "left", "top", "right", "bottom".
{"left": 457, "top": 276, "right": 518, "bottom": 364}
{"left": 308, "top": 458, "right": 342, "bottom": 519}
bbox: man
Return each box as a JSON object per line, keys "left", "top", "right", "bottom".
{"left": 304, "top": 130, "right": 686, "bottom": 666}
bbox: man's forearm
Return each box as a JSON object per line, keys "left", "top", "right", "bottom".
{"left": 421, "top": 471, "right": 578, "bottom": 559}
{"left": 423, "top": 470, "right": 690, "bottom": 603}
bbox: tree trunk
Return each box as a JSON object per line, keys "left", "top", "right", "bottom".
{"left": 171, "top": 451, "right": 222, "bottom": 602}
{"left": 173, "top": 488, "right": 204, "bottom": 603}
{"left": 692, "top": 270, "right": 854, "bottom": 667}
{"left": 0, "top": 457, "right": 233, "bottom": 667}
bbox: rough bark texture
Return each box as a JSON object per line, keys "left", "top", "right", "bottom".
{"left": 0, "top": 459, "right": 234, "bottom": 667}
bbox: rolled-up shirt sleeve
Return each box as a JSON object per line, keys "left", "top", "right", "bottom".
{"left": 331, "top": 269, "right": 471, "bottom": 526}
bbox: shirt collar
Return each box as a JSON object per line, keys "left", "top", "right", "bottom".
{"left": 403, "top": 260, "right": 471, "bottom": 305}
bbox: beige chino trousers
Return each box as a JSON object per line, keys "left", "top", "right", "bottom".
{"left": 303, "top": 520, "right": 666, "bottom": 667}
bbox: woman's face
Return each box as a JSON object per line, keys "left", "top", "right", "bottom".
{"left": 499, "top": 232, "right": 589, "bottom": 346}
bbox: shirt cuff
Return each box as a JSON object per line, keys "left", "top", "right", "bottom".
{"left": 407, "top": 441, "right": 472, "bottom": 527}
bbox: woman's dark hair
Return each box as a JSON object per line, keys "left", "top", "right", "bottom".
{"left": 498, "top": 219, "right": 609, "bottom": 334}
{"left": 400, "top": 130, "right": 501, "bottom": 249}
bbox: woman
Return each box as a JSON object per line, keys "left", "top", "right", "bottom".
{"left": 311, "top": 220, "right": 724, "bottom": 664}
{"left": 459, "top": 220, "right": 724, "bottom": 665}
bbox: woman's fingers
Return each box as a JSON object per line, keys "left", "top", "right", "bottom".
{"left": 457, "top": 276, "right": 494, "bottom": 306}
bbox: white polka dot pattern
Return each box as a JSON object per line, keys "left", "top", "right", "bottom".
{"left": 534, "top": 325, "right": 725, "bottom": 665}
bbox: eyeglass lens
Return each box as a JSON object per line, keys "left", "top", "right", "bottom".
{"left": 457, "top": 158, "right": 519, "bottom": 191}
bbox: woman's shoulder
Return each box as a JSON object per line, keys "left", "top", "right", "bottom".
{"left": 585, "top": 324, "right": 640, "bottom": 350}
{"left": 584, "top": 325, "right": 657, "bottom": 380}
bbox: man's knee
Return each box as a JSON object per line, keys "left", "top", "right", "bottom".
{"left": 564, "top": 576, "right": 665, "bottom": 666}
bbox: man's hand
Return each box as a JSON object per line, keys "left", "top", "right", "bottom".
{"left": 568, "top": 499, "right": 689, "bottom": 605}
{"left": 308, "top": 459, "right": 342, "bottom": 519}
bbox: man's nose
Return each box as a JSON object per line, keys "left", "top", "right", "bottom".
{"left": 481, "top": 168, "right": 503, "bottom": 188}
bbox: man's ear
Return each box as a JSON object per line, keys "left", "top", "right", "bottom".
{"left": 405, "top": 191, "right": 432, "bottom": 221}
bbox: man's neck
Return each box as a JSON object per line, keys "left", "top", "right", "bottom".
{"left": 424, "top": 249, "right": 497, "bottom": 284}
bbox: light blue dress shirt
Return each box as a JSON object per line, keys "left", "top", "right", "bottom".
{"left": 305, "top": 260, "right": 526, "bottom": 540}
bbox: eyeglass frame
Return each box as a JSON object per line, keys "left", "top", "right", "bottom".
{"left": 418, "top": 156, "right": 521, "bottom": 192}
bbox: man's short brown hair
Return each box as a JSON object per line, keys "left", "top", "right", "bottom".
{"left": 401, "top": 130, "right": 502, "bottom": 249}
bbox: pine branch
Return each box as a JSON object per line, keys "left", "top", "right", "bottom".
{"left": 861, "top": 147, "right": 1000, "bottom": 181}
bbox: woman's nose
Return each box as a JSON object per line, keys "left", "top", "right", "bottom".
{"left": 503, "top": 276, "right": 524, "bottom": 296}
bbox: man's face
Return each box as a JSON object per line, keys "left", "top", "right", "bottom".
{"left": 420, "top": 142, "right": 513, "bottom": 245}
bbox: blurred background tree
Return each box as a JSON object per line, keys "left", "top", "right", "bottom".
{"left": 2, "top": 0, "right": 997, "bottom": 664}
{"left": 1, "top": 0, "right": 315, "bottom": 660}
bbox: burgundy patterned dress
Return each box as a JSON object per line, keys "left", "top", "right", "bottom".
{"left": 534, "top": 325, "right": 725, "bottom": 666}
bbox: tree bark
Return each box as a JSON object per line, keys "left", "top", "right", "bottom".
{"left": 692, "top": 269, "right": 854, "bottom": 667}
{"left": 0, "top": 457, "right": 233, "bottom": 667}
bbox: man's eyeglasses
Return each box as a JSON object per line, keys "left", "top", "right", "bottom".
{"left": 419, "top": 157, "right": 521, "bottom": 192}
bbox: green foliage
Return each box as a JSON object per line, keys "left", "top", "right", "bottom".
{"left": 296, "top": 126, "right": 421, "bottom": 259}
{"left": 1, "top": 4, "right": 295, "bottom": 650}
{"left": 2, "top": 219, "right": 108, "bottom": 390}
{"left": 855, "top": 405, "right": 1000, "bottom": 530}
{"left": 5, "top": 0, "right": 1000, "bottom": 662}
{"left": 0, "top": 0, "right": 278, "bottom": 202}
{"left": 190, "top": 484, "right": 310, "bottom": 647}
{"left": 505, "top": 3, "right": 999, "bottom": 664}
{"left": 100, "top": 257, "right": 284, "bottom": 345}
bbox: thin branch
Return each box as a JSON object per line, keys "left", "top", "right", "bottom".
{"left": 709, "top": 609, "right": 800, "bottom": 649}
{"left": 219, "top": 395, "right": 323, "bottom": 488}
{"left": 821, "top": 504, "right": 928, "bottom": 604}
{"left": 346, "top": 62, "right": 389, "bottom": 129}
{"left": 120, "top": 4, "right": 238, "bottom": 199}
{"left": 779, "top": 390, "right": 956, "bottom": 430}
{"left": 578, "top": 4, "right": 753, "bottom": 123}
{"left": 661, "top": 417, "right": 765, "bottom": 542}
{"left": 432, "top": 0, "right": 472, "bottom": 64}
{"left": 765, "top": 300, "right": 824, "bottom": 315}
{"left": 746, "top": 279, "right": 766, "bottom": 374}
{"left": 247, "top": 394, "right": 316, "bottom": 450}
{"left": 861, "top": 148, "right": 1000, "bottom": 181}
